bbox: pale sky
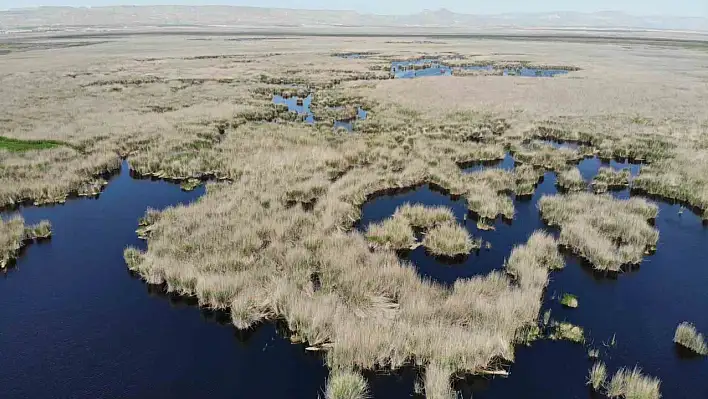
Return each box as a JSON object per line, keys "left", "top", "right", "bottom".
{"left": 4, "top": 0, "right": 707, "bottom": 18}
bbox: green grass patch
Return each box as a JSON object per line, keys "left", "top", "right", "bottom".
{"left": 0, "top": 136, "right": 65, "bottom": 152}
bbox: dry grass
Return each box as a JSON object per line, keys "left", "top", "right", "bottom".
{"left": 557, "top": 167, "right": 586, "bottom": 192}
{"left": 634, "top": 147, "right": 708, "bottom": 220}
{"left": 539, "top": 193, "right": 659, "bottom": 272}
{"left": 1, "top": 216, "right": 51, "bottom": 269}
{"left": 394, "top": 203, "right": 455, "bottom": 229}
{"left": 606, "top": 367, "right": 661, "bottom": 399}
{"left": 422, "top": 222, "right": 480, "bottom": 258}
{"left": 366, "top": 217, "right": 417, "bottom": 251}
{"left": 325, "top": 369, "right": 369, "bottom": 399}
{"left": 674, "top": 322, "right": 708, "bottom": 356}
{"left": 592, "top": 167, "right": 631, "bottom": 193}
{"left": 588, "top": 361, "right": 607, "bottom": 391}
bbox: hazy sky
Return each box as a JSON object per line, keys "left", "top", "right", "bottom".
{"left": 4, "top": 0, "right": 707, "bottom": 17}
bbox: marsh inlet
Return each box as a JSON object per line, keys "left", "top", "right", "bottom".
{"left": 272, "top": 95, "right": 368, "bottom": 131}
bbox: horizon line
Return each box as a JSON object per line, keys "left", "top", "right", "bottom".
{"left": 2, "top": 5, "right": 704, "bottom": 20}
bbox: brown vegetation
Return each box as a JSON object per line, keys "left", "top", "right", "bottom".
{"left": 539, "top": 193, "right": 659, "bottom": 272}
{"left": 1, "top": 216, "right": 52, "bottom": 269}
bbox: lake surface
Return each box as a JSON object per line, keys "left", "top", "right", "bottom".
{"left": 2, "top": 153, "right": 706, "bottom": 398}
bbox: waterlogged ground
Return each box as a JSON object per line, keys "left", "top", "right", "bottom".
{"left": 390, "top": 60, "right": 570, "bottom": 79}
{"left": 1, "top": 153, "right": 706, "bottom": 398}
{"left": 358, "top": 154, "right": 708, "bottom": 398}
{"left": 272, "top": 94, "right": 367, "bottom": 130}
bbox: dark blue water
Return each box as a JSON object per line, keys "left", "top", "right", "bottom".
{"left": 358, "top": 155, "right": 708, "bottom": 398}
{"left": 272, "top": 94, "right": 315, "bottom": 124}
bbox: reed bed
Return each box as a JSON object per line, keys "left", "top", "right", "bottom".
{"left": 592, "top": 167, "right": 631, "bottom": 193}
{"left": 587, "top": 361, "right": 607, "bottom": 391}
{"left": 422, "top": 222, "right": 480, "bottom": 258}
{"left": 634, "top": 147, "right": 708, "bottom": 220}
{"left": 325, "top": 369, "right": 369, "bottom": 399}
{"left": 539, "top": 193, "right": 659, "bottom": 272}
{"left": 674, "top": 322, "right": 708, "bottom": 356}
{"left": 606, "top": 367, "right": 661, "bottom": 399}
{"left": 1, "top": 216, "right": 52, "bottom": 269}
{"left": 557, "top": 167, "right": 586, "bottom": 192}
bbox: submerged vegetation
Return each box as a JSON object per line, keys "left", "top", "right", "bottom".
{"left": 673, "top": 322, "right": 708, "bottom": 356}
{"left": 539, "top": 193, "right": 659, "bottom": 272}
{"left": 1, "top": 217, "right": 52, "bottom": 269}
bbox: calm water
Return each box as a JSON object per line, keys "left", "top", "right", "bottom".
{"left": 2, "top": 153, "right": 706, "bottom": 398}
{"left": 358, "top": 154, "right": 708, "bottom": 398}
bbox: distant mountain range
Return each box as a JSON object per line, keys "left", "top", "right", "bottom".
{"left": 1, "top": 6, "right": 707, "bottom": 33}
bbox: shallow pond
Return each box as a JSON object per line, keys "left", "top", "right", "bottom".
{"left": 358, "top": 154, "right": 708, "bottom": 398}
{"left": 390, "top": 60, "right": 571, "bottom": 79}
{"left": 272, "top": 95, "right": 367, "bottom": 131}
{"left": 272, "top": 94, "right": 315, "bottom": 124}
{"left": 333, "top": 107, "right": 368, "bottom": 131}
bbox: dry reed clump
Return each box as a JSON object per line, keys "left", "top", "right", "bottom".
{"left": 557, "top": 167, "right": 586, "bottom": 192}
{"left": 539, "top": 193, "right": 659, "bottom": 272}
{"left": 588, "top": 361, "right": 608, "bottom": 391}
{"left": 633, "top": 147, "right": 708, "bottom": 220}
{"left": 512, "top": 142, "right": 582, "bottom": 171}
{"left": 365, "top": 217, "right": 416, "bottom": 251}
{"left": 673, "top": 322, "right": 708, "bottom": 356}
{"left": 592, "top": 167, "right": 631, "bottom": 193}
{"left": 393, "top": 203, "right": 455, "bottom": 229}
{"left": 606, "top": 367, "right": 661, "bottom": 399}
{"left": 422, "top": 222, "right": 480, "bottom": 258}
{"left": 325, "top": 369, "right": 369, "bottom": 399}
{"left": 1, "top": 216, "right": 52, "bottom": 269}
